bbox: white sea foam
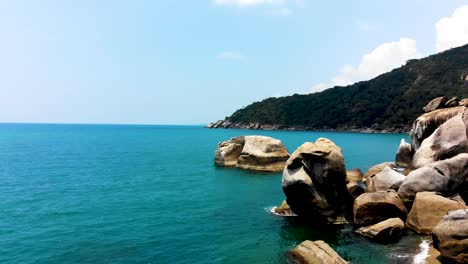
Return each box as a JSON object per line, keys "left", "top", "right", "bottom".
{"left": 267, "top": 206, "right": 297, "bottom": 217}
{"left": 413, "top": 239, "right": 430, "bottom": 264}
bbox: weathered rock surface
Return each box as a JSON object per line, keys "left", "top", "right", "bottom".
{"left": 423, "top": 96, "right": 448, "bottom": 113}
{"left": 366, "top": 166, "right": 406, "bottom": 193}
{"left": 446, "top": 97, "right": 460, "bottom": 107}
{"left": 411, "top": 114, "right": 468, "bottom": 169}
{"left": 273, "top": 200, "right": 296, "bottom": 216}
{"left": 406, "top": 192, "right": 467, "bottom": 234}
{"left": 461, "top": 98, "right": 468, "bottom": 107}
{"left": 356, "top": 218, "right": 406, "bottom": 243}
{"left": 282, "top": 138, "right": 348, "bottom": 224}
{"left": 214, "top": 135, "right": 290, "bottom": 172}
{"left": 432, "top": 209, "right": 468, "bottom": 263}
{"left": 409, "top": 106, "right": 465, "bottom": 150}
{"left": 290, "top": 240, "right": 347, "bottom": 264}
{"left": 398, "top": 153, "right": 468, "bottom": 203}
{"left": 363, "top": 162, "right": 396, "bottom": 183}
{"left": 353, "top": 190, "right": 407, "bottom": 226}
{"left": 346, "top": 169, "right": 365, "bottom": 199}
{"left": 395, "top": 138, "right": 413, "bottom": 168}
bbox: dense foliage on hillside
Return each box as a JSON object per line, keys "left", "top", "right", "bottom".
{"left": 223, "top": 44, "right": 468, "bottom": 131}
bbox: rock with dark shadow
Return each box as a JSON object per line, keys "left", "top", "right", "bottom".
{"left": 346, "top": 169, "right": 365, "bottom": 199}
{"left": 398, "top": 153, "right": 468, "bottom": 203}
{"left": 432, "top": 209, "right": 468, "bottom": 263}
{"left": 411, "top": 113, "right": 468, "bottom": 169}
{"left": 366, "top": 166, "right": 406, "bottom": 193}
{"left": 356, "top": 217, "right": 406, "bottom": 243}
{"left": 409, "top": 106, "right": 465, "bottom": 150}
{"left": 395, "top": 138, "right": 413, "bottom": 168}
{"left": 353, "top": 190, "right": 407, "bottom": 226}
{"left": 282, "top": 138, "right": 348, "bottom": 224}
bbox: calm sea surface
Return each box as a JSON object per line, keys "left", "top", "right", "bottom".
{"left": 0, "top": 124, "right": 425, "bottom": 264}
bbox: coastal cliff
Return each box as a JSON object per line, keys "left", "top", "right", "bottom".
{"left": 208, "top": 44, "right": 468, "bottom": 133}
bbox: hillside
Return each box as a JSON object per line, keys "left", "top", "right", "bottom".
{"left": 209, "top": 44, "right": 468, "bottom": 132}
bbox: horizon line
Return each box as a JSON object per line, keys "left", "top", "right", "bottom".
{"left": 0, "top": 122, "right": 208, "bottom": 126}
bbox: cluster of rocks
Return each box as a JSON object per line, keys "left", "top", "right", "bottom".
{"left": 213, "top": 97, "right": 468, "bottom": 263}
{"left": 280, "top": 98, "right": 468, "bottom": 263}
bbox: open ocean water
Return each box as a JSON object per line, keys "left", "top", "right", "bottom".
{"left": 0, "top": 124, "right": 427, "bottom": 264}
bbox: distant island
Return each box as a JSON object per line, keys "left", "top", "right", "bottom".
{"left": 208, "top": 44, "right": 468, "bottom": 133}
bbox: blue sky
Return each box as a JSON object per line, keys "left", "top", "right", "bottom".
{"left": 1, "top": 0, "right": 468, "bottom": 124}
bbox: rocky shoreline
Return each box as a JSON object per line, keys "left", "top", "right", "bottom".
{"left": 207, "top": 119, "right": 411, "bottom": 134}
{"left": 213, "top": 96, "right": 468, "bottom": 264}
{"left": 208, "top": 97, "right": 468, "bottom": 135}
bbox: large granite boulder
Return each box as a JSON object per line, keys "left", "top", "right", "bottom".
{"left": 353, "top": 190, "right": 407, "bottom": 226}
{"left": 356, "top": 218, "right": 406, "bottom": 243}
{"left": 290, "top": 240, "right": 347, "bottom": 264}
{"left": 423, "top": 96, "right": 448, "bottom": 113}
{"left": 346, "top": 169, "right": 365, "bottom": 199}
{"left": 282, "top": 138, "right": 348, "bottom": 224}
{"left": 366, "top": 166, "right": 406, "bottom": 192}
{"left": 411, "top": 114, "right": 468, "bottom": 169}
{"left": 406, "top": 192, "right": 467, "bottom": 234}
{"left": 398, "top": 153, "right": 468, "bottom": 203}
{"left": 409, "top": 106, "right": 465, "bottom": 150}
{"left": 363, "top": 162, "right": 396, "bottom": 183}
{"left": 214, "top": 135, "right": 290, "bottom": 172}
{"left": 395, "top": 138, "right": 413, "bottom": 168}
{"left": 432, "top": 209, "right": 468, "bottom": 263}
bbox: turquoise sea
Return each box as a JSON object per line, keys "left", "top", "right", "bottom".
{"left": 0, "top": 124, "right": 425, "bottom": 264}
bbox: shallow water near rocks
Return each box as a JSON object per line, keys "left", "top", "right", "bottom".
{"left": 1, "top": 124, "right": 424, "bottom": 264}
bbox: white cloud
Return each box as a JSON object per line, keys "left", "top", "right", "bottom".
{"left": 265, "top": 7, "right": 293, "bottom": 16}
{"left": 311, "top": 38, "right": 421, "bottom": 92}
{"left": 217, "top": 51, "right": 243, "bottom": 60}
{"left": 214, "top": 0, "right": 284, "bottom": 6}
{"left": 435, "top": 5, "right": 468, "bottom": 52}
{"left": 310, "top": 83, "right": 330, "bottom": 93}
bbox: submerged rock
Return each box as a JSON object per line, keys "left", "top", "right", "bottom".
{"left": 214, "top": 135, "right": 290, "bottom": 172}
{"left": 366, "top": 166, "right": 406, "bottom": 193}
{"left": 282, "top": 138, "right": 348, "bottom": 224}
{"left": 411, "top": 114, "right": 468, "bottom": 169}
{"left": 432, "top": 209, "right": 468, "bottom": 263}
{"left": 290, "top": 240, "right": 347, "bottom": 264}
{"left": 398, "top": 153, "right": 468, "bottom": 203}
{"left": 356, "top": 218, "right": 406, "bottom": 243}
{"left": 353, "top": 190, "right": 407, "bottom": 226}
{"left": 409, "top": 106, "right": 465, "bottom": 150}
{"left": 395, "top": 138, "right": 413, "bottom": 168}
{"left": 406, "top": 192, "right": 467, "bottom": 234}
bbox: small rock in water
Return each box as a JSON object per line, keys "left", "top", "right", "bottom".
{"left": 290, "top": 240, "right": 347, "bottom": 264}
{"left": 272, "top": 200, "right": 297, "bottom": 216}
{"left": 356, "top": 217, "right": 406, "bottom": 243}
